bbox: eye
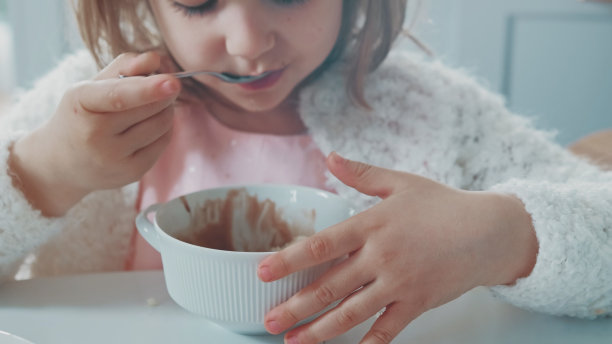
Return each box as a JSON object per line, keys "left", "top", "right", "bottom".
{"left": 172, "top": 0, "right": 309, "bottom": 18}
{"left": 271, "top": 0, "right": 310, "bottom": 6}
{"left": 172, "top": 0, "right": 217, "bottom": 17}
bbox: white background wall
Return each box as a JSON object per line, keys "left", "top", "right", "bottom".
{"left": 4, "top": 0, "right": 80, "bottom": 90}
{"left": 0, "top": 0, "right": 13, "bottom": 95}
{"left": 0, "top": 20, "right": 13, "bottom": 94}
{"left": 406, "top": 0, "right": 612, "bottom": 145}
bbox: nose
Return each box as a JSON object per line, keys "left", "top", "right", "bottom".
{"left": 223, "top": 5, "right": 276, "bottom": 60}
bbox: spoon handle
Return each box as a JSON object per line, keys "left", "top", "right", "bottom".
{"left": 118, "top": 71, "right": 213, "bottom": 79}
{"left": 169, "top": 70, "right": 214, "bottom": 79}
{"left": 119, "top": 70, "right": 268, "bottom": 84}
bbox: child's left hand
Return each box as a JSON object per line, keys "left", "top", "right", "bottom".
{"left": 257, "top": 152, "right": 537, "bottom": 344}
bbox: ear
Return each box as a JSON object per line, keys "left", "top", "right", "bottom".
{"left": 326, "top": 152, "right": 401, "bottom": 199}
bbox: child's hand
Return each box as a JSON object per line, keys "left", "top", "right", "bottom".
{"left": 257, "top": 152, "right": 537, "bottom": 344}
{"left": 10, "top": 52, "right": 181, "bottom": 216}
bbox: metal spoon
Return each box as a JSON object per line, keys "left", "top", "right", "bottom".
{"left": 120, "top": 70, "right": 273, "bottom": 84}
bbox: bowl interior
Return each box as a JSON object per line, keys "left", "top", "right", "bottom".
{"left": 154, "top": 184, "right": 355, "bottom": 252}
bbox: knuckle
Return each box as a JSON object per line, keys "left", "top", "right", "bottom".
{"left": 368, "top": 328, "right": 395, "bottom": 344}
{"left": 281, "top": 308, "right": 300, "bottom": 324}
{"left": 274, "top": 254, "right": 291, "bottom": 276}
{"left": 335, "top": 307, "right": 359, "bottom": 328}
{"left": 103, "top": 53, "right": 138, "bottom": 76}
{"left": 306, "top": 236, "right": 332, "bottom": 261}
{"left": 107, "top": 86, "right": 126, "bottom": 110}
{"left": 352, "top": 162, "right": 374, "bottom": 181}
{"left": 375, "top": 250, "right": 395, "bottom": 266}
{"left": 293, "top": 329, "right": 317, "bottom": 344}
{"left": 116, "top": 52, "right": 138, "bottom": 63}
{"left": 313, "top": 284, "right": 338, "bottom": 306}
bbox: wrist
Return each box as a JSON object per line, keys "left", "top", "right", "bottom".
{"left": 477, "top": 192, "right": 538, "bottom": 287}
{"left": 9, "top": 133, "right": 89, "bottom": 217}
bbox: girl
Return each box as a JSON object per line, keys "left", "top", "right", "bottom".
{"left": 0, "top": 1, "right": 610, "bottom": 343}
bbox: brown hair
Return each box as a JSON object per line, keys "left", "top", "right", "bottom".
{"left": 72, "top": 0, "right": 409, "bottom": 108}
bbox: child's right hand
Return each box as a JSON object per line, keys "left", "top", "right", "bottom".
{"left": 9, "top": 52, "right": 181, "bottom": 217}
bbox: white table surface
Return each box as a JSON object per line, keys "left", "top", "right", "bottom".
{"left": 0, "top": 271, "right": 610, "bottom": 344}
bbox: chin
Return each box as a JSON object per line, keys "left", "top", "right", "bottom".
{"left": 231, "top": 94, "right": 291, "bottom": 113}
{"left": 237, "top": 103, "right": 281, "bottom": 114}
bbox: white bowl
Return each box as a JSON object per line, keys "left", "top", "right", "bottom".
{"left": 136, "top": 184, "right": 355, "bottom": 334}
{"left": 0, "top": 331, "right": 34, "bottom": 344}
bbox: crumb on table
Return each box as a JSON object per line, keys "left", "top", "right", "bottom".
{"left": 146, "top": 297, "right": 159, "bottom": 307}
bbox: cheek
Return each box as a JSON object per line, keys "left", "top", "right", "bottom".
{"left": 313, "top": 5, "right": 343, "bottom": 49}
{"left": 285, "top": 6, "right": 343, "bottom": 59}
{"left": 165, "top": 25, "right": 222, "bottom": 70}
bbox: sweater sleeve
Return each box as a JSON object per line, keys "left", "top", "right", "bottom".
{"left": 454, "top": 79, "right": 612, "bottom": 319}
{"left": 0, "top": 50, "right": 100, "bottom": 283}
{"left": 0, "top": 131, "right": 68, "bottom": 283}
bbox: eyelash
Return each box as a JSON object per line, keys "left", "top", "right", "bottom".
{"left": 172, "top": 0, "right": 216, "bottom": 17}
{"left": 172, "top": 0, "right": 310, "bottom": 17}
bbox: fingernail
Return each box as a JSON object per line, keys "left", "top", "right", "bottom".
{"left": 285, "top": 333, "right": 299, "bottom": 344}
{"left": 330, "top": 151, "right": 346, "bottom": 164}
{"left": 266, "top": 319, "right": 283, "bottom": 334}
{"left": 258, "top": 265, "right": 273, "bottom": 282}
{"left": 161, "top": 79, "right": 178, "bottom": 96}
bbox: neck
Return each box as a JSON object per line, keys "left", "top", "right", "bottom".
{"left": 188, "top": 89, "right": 307, "bottom": 136}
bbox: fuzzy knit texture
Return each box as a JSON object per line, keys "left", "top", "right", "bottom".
{"left": 1, "top": 49, "right": 611, "bottom": 319}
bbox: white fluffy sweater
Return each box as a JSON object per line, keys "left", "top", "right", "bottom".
{"left": 1, "top": 50, "right": 611, "bottom": 319}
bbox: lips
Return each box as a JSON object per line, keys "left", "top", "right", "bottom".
{"left": 236, "top": 69, "right": 284, "bottom": 91}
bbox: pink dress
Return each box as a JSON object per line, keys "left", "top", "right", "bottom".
{"left": 128, "top": 103, "right": 331, "bottom": 270}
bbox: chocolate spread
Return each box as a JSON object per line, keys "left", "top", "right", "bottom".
{"left": 175, "top": 188, "right": 316, "bottom": 252}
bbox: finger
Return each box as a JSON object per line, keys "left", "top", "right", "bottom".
{"left": 86, "top": 91, "right": 176, "bottom": 136}
{"left": 360, "top": 302, "right": 418, "bottom": 344}
{"left": 264, "top": 250, "right": 373, "bottom": 334}
{"left": 96, "top": 51, "right": 161, "bottom": 80}
{"left": 119, "top": 105, "right": 175, "bottom": 154}
{"left": 78, "top": 74, "right": 180, "bottom": 114}
{"left": 257, "top": 213, "right": 371, "bottom": 282}
{"left": 129, "top": 126, "right": 174, "bottom": 173}
{"left": 326, "top": 151, "right": 404, "bottom": 199}
{"left": 284, "top": 282, "right": 390, "bottom": 344}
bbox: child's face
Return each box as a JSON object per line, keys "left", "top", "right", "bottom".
{"left": 149, "top": 0, "right": 343, "bottom": 112}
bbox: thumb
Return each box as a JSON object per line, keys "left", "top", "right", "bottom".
{"left": 326, "top": 151, "right": 402, "bottom": 199}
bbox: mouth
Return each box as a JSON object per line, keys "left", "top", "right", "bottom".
{"left": 234, "top": 68, "right": 285, "bottom": 91}
{"left": 219, "top": 71, "right": 276, "bottom": 84}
